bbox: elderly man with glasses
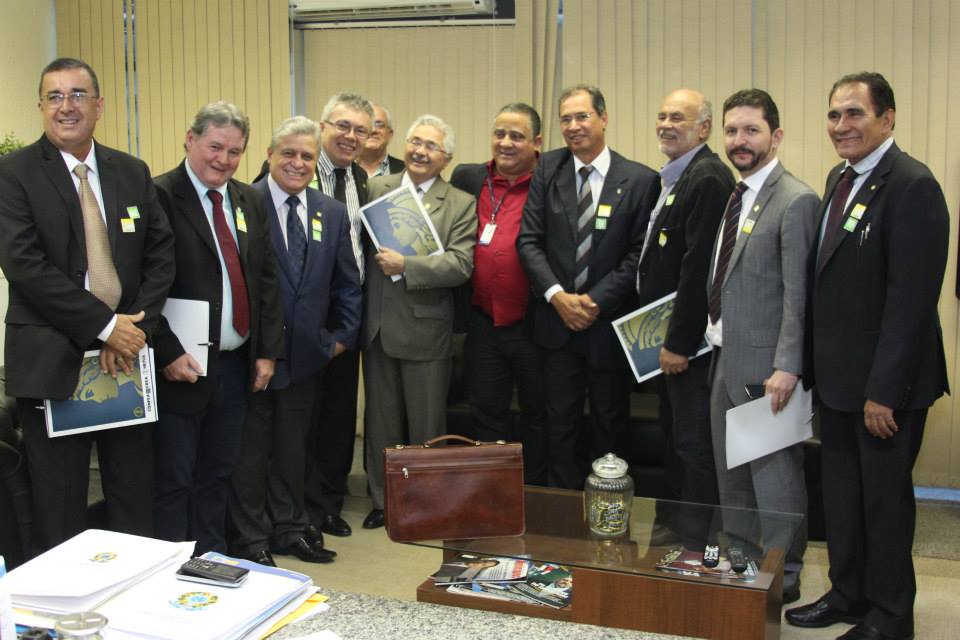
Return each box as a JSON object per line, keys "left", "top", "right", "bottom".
{"left": 359, "top": 114, "right": 476, "bottom": 529}
{"left": 357, "top": 103, "right": 405, "bottom": 179}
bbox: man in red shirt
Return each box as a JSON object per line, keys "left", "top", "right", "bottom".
{"left": 450, "top": 103, "right": 546, "bottom": 484}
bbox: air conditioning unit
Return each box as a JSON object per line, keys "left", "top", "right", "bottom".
{"left": 291, "top": 0, "right": 496, "bottom": 22}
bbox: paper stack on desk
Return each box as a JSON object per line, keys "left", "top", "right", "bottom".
{"left": 6, "top": 529, "right": 187, "bottom": 618}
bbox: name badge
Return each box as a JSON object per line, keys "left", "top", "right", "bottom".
{"left": 597, "top": 204, "right": 612, "bottom": 218}
{"left": 742, "top": 219, "right": 755, "bottom": 235}
{"left": 126, "top": 205, "right": 141, "bottom": 219}
{"left": 236, "top": 208, "right": 247, "bottom": 233}
{"left": 843, "top": 217, "right": 858, "bottom": 232}
{"left": 121, "top": 218, "right": 136, "bottom": 233}
{"left": 665, "top": 194, "right": 676, "bottom": 206}
{"left": 594, "top": 218, "right": 608, "bottom": 231}
{"left": 658, "top": 231, "right": 667, "bottom": 247}
{"left": 479, "top": 223, "right": 496, "bottom": 245}
{"left": 850, "top": 203, "right": 866, "bottom": 220}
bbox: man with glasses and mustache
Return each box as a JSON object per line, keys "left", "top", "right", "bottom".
{"left": 357, "top": 103, "right": 404, "bottom": 179}
{"left": 0, "top": 57, "right": 174, "bottom": 553}
{"left": 360, "top": 115, "right": 476, "bottom": 529}
{"left": 517, "top": 85, "right": 659, "bottom": 489}
{"left": 635, "top": 89, "right": 735, "bottom": 506}
{"left": 303, "top": 93, "right": 374, "bottom": 538}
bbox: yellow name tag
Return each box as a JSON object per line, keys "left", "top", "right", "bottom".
{"left": 658, "top": 231, "right": 667, "bottom": 247}
{"left": 312, "top": 229, "right": 322, "bottom": 242}
{"left": 850, "top": 204, "right": 866, "bottom": 220}
{"left": 597, "top": 204, "right": 612, "bottom": 218}
{"left": 120, "top": 218, "right": 136, "bottom": 233}
{"left": 236, "top": 209, "right": 247, "bottom": 233}
{"left": 665, "top": 194, "right": 676, "bottom": 206}
{"left": 126, "top": 205, "right": 141, "bottom": 219}
{"left": 312, "top": 216, "right": 323, "bottom": 230}
{"left": 742, "top": 219, "right": 755, "bottom": 235}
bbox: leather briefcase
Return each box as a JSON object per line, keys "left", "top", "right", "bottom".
{"left": 383, "top": 434, "right": 525, "bottom": 542}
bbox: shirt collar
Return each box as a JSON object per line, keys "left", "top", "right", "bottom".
{"left": 318, "top": 149, "right": 348, "bottom": 176}
{"left": 60, "top": 140, "right": 98, "bottom": 176}
{"left": 573, "top": 145, "right": 611, "bottom": 178}
{"left": 659, "top": 143, "right": 704, "bottom": 188}
{"left": 266, "top": 174, "right": 306, "bottom": 213}
{"left": 847, "top": 136, "right": 894, "bottom": 175}
{"left": 402, "top": 172, "right": 437, "bottom": 195}
{"left": 184, "top": 157, "right": 228, "bottom": 202}
{"left": 741, "top": 156, "right": 780, "bottom": 193}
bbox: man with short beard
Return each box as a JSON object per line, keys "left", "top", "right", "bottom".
{"left": 635, "top": 88, "right": 734, "bottom": 506}
{"left": 707, "top": 88, "right": 817, "bottom": 605}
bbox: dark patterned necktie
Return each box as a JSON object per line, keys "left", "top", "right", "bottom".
{"left": 708, "top": 181, "right": 748, "bottom": 323}
{"left": 574, "top": 165, "right": 595, "bottom": 291}
{"left": 286, "top": 195, "right": 307, "bottom": 284}
{"left": 818, "top": 166, "right": 858, "bottom": 268}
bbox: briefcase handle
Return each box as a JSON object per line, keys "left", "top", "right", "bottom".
{"left": 423, "top": 434, "right": 483, "bottom": 448}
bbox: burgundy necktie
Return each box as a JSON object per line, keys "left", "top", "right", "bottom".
{"left": 818, "top": 166, "right": 858, "bottom": 268}
{"left": 208, "top": 190, "right": 250, "bottom": 337}
{"left": 708, "top": 181, "right": 748, "bottom": 323}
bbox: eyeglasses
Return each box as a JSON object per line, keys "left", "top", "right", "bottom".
{"left": 41, "top": 92, "right": 97, "bottom": 108}
{"left": 324, "top": 120, "right": 370, "bottom": 140}
{"left": 372, "top": 120, "right": 391, "bottom": 131}
{"left": 406, "top": 137, "right": 445, "bottom": 154}
{"left": 559, "top": 111, "right": 595, "bottom": 128}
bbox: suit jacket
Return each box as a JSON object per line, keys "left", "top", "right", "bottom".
{"left": 637, "top": 144, "right": 735, "bottom": 356}
{"left": 449, "top": 162, "right": 488, "bottom": 332}
{"left": 708, "top": 162, "right": 818, "bottom": 406}
{"left": 386, "top": 154, "right": 405, "bottom": 175}
{"left": 516, "top": 147, "right": 660, "bottom": 367}
{"left": 803, "top": 142, "right": 949, "bottom": 411}
{"left": 252, "top": 180, "right": 361, "bottom": 388}
{"left": 152, "top": 161, "right": 284, "bottom": 413}
{"left": 361, "top": 173, "right": 476, "bottom": 361}
{"left": 0, "top": 135, "right": 175, "bottom": 399}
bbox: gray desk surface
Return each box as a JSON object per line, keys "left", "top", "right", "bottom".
{"left": 273, "top": 588, "right": 687, "bottom": 640}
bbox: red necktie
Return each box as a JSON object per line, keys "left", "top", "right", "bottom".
{"left": 208, "top": 190, "right": 250, "bottom": 337}
{"left": 818, "top": 166, "right": 857, "bottom": 269}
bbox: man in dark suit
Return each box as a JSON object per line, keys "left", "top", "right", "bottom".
{"left": 152, "top": 101, "right": 283, "bottom": 556}
{"left": 0, "top": 57, "right": 174, "bottom": 554}
{"left": 228, "top": 116, "right": 361, "bottom": 565}
{"left": 361, "top": 114, "right": 477, "bottom": 528}
{"left": 304, "top": 92, "right": 373, "bottom": 536}
{"left": 786, "top": 73, "right": 949, "bottom": 640}
{"left": 358, "top": 103, "right": 405, "bottom": 178}
{"left": 450, "top": 102, "right": 547, "bottom": 485}
{"left": 517, "top": 85, "right": 659, "bottom": 489}
{"left": 636, "top": 88, "right": 735, "bottom": 505}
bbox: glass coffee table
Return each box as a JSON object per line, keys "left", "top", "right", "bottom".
{"left": 410, "top": 486, "right": 803, "bottom": 640}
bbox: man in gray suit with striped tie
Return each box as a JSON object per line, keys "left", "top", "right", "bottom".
{"left": 706, "top": 89, "right": 818, "bottom": 604}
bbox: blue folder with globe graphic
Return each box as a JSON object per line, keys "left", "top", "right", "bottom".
{"left": 44, "top": 346, "right": 158, "bottom": 437}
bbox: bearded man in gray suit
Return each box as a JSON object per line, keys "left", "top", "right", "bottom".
{"left": 706, "top": 89, "right": 818, "bottom": 604}
{"left": 360, "top": 114, "right": 477, "bottom": 530}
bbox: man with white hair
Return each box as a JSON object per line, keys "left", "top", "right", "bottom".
{"left": 358, "top": 103, "right": 404, "bottom": 178}
{"left": 360, "top": 114, "right": 477, "bottom": 529}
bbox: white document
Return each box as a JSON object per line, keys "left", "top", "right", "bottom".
{"left": 7, "top": 529, "right": 188, "bottom": 615}
{"left": 162, "top": 298, "right": 210, "bottom": 375}
{"left": 725, "top": 387, "right": 813, "bottom": 469}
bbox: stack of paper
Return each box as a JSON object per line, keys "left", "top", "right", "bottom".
{"left": 7, "top": 529, "right": 187, "bottom": 620}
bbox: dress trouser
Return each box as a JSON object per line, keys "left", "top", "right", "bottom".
{"left": 539, "top": 331, "right": 631, "bottom": 490}
{"left": 304, "top": 350, "right": 360, "bottom": 523}
{"left": 19, "top": 399, "right": 152, "bottom": 556}
{"left": 819, "top": 403, "right": 925, "bottom": 638}
{"left": 228, "top": 376, "right": 315, "bottom": 554}
{"left": 363, "top": 335, "right": 450, "bottom": 510}
{"left": 463, "top": 307, "right": 547, "bottom": 485}
{"left": 708, "top": 347, "right": 807, "bottom": 592}
{"left": 153, "top": 348, "right": 249, "bottom": 555}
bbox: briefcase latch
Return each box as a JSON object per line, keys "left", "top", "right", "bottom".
{"left": 402, "top": 467, "right": 409, "bottom": 479}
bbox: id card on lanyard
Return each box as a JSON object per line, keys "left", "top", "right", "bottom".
{"left": 479, "top": 174, "right": 508, "bottom": 246}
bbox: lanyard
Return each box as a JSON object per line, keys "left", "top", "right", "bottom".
{"left": 485, "top": 174, "right": 510, "bottom": 224}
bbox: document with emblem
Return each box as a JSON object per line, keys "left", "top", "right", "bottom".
{"left": 44, "top": 346, "right": 158, "bottom": 437}
{"left": 360, "top": 184, "right": 444, "bottom": 283}
{"left": 612, "top": 292, "right": 712, "bottom": 383}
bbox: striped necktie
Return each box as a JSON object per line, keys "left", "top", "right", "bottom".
{"left": 574, "top": 165, "right": 595, "bottom": 291}
{"left": 708, "top": 181, "right": 748, "bottom": 323}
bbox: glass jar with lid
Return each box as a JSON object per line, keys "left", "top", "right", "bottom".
{"left": 584, "top": 452, "right": 634, "bottom": 537}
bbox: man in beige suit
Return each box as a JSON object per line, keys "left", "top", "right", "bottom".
{"left": 361, "top": 114, "right": 477, "bottom": 528}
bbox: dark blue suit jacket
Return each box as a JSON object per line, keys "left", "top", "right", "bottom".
{"left": 253, "top": 179, "right": 361, "bottom": 389}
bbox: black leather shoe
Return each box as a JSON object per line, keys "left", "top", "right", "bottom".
{"left": 321, "top": 513, "right": 352, "bottom": 537}
{"left": 362, "top": 508, "right": 385, "bottom": 529}
{"left": 272, "top": 537, "right": 336, "bottom": 564}
{"left": 785, "top": 596, "right": 865, "bottom": 628}
{"left": 837, "top": 622, "right": 913, "bottom": 640}
{"left": 246, "top": 549, "right": 276, "bottom": 567}
{"left": 305, "top": 523, "right": 325, "bottom": 546}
